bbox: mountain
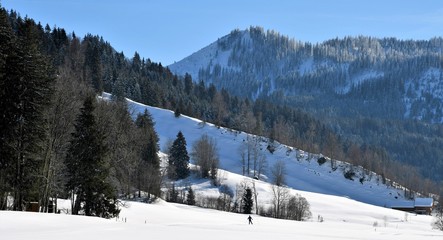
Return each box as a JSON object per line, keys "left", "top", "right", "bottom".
{"left": 169, "top": 27, "right": 443, "bottom": 123}
{"left": 168, "top": 27, "right": 443, "bottom": 182}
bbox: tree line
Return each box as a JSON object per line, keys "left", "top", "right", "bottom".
{"left": 0, "top": 7, "right": 162, "bottom": 216}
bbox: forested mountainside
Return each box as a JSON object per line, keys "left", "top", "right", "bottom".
{"left": 169, "top": 26, "right": 443, "bottom": 182}
{"left": 1, "top": 6, "right": 440, "bottom": 213}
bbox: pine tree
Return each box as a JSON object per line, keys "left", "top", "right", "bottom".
{"left": 135, "top": 109, "right": 161, "bottom": 199}
{"left": 168, "top": 131, "right": 190, "bottom": 180}
{"left": 242, "top": 187, "right": 253, "bottom": 214}
{"left": 0, "top": 11, "right": 54, "bottom": 210}
{"left": 65, "top": 96, "right": 119, "bottom": 218}
{"left": 186, "top": 187, "right": 196, "bottom": 205}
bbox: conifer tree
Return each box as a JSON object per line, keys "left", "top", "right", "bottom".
{"left": 135, "top": 109, "right": 161, "bottom": 199}
{"left": 168, "top": 131, "right": 190, "bottom": 180}
{"left": 186, "top": 187, "right": 196, "bottom": 205}
{"left": 0, "top": 10, "right": 54, "bottom": 210}
{"left": 242, "top": 187, "right": 253, "bottom": 214}
{"left": 65, "top": 96, "right": 119, "bottom": 218}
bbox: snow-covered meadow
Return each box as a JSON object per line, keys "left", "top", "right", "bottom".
{"left": 1, "top": 193, "right": 441, "bottom": 240}
{"left": 1, "top": 94, "right": 441, "bottom": 239}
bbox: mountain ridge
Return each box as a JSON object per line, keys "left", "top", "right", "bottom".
{"left": 168, "top": 26, "right": 443, "bottom": 182}
{"left": 169, "top": 27, "right": 443, "bottom": 122}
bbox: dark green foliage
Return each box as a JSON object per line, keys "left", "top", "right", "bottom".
{"left": 242, "top": 188, "right": 253, "bottom": 214}
{"left": 136, "top": 110, "right": 160, "bottom": 168}
{"left": 184, "top": 73, "right": 193, "bottom": 94}
{"left": 266, "top": 144, "right": 275, "bottom": 154}
{"left": 186, "top": 187, "right": 196, "bottom": 205}
{"left": 174, "top": 107, "right": 181, "bottom": 118}
{"left": 135, "top": 110, "right": 161, "bottom": 198}
{"left": 317, "top": 157, "right": 327, "bottom": 166}
{"left": 65, "top": 96, "right": 119, "bottom": 218}
{"left": 166, "top": 183, "right": 180, "bottom": 203}
{"left": 344, "top": 170, "right": 356, "bottom": 181}
{"left": 0, "top": 9, "right": 54, "bottom": 210}
{"left": 168, "top": 131, "right": 190, "bottom": 180}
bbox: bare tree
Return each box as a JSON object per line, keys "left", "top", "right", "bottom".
{"left": 212, "top": 91, "right": 228, "bottom": 126}
{"left": 238, "top": 135, "right": 266, "bottom": 179}
{"left": 233, "top": 180, "right": 248, "bottom": 213}
{"left": 256, "top": 152, "right": 267, "bottom": 180}
{"left": 433, "top": 202, "right": 443, "bottom": 231}
{"left": 271, "top": 160, "right": 287, "bottom": 186}
{"left": 238, "top": 144, "right": 247, "bottom": 176}
{"left": 191, "top": 134, "right": 219, "bottom": 184}
{"left": 95, "top": 99, "right": 140, "bottom": 199}
{"left": 39, "top": 73, "right": 87, "bottom": 212}
{"left": 285, "top": 194, "right": 312, "bottom": 221}
{"left": 251, "top": 180, "right": 259, "bottom": 214}
{"left": 271, "top": 185, "right": 289, "bottom": 218}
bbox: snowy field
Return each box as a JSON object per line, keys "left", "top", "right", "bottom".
{"left": 1, "top": 94, "right": 441, "bottom": 239}
{"left": 1, "top": 195, "right": 441, "bottom": 240}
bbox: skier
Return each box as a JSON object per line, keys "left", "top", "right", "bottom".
{"left": 247, "top": 215, "right": 253, "bottom": 225}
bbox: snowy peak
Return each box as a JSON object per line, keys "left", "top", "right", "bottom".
{"left": 169, "top": 27, "right": 443, "bottom": 123}
{"left": 168, "top": 29, "right": 247, "bottom": 82}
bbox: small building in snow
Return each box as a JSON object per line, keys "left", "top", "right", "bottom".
{"left": 414, "top": 198, "right": 434, "bottom": 215}
{"left": 391, "top": 198, "right": 434, "bottom": 215}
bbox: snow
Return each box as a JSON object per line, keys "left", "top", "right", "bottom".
{"left": 117, "top": 93, "right": 411, "bottom": 208}
{"left": 298, "top": 57, "right": 314, "bottom": 75}
{"left": 415, "top": 198, "right": 434, "bottom": 208}
{"left": 403, "top": 67, "right": 443, "bottom": 122}
{"left": 336, "top": 70, "right": 384, "bottom": 94}
{"left": 168, "top": 34, "right": 235, "bottom": 82}
{"left": 2, "top": 93, "right": 441, "bottom": 239}
{"left": 1, "top": 197, "right": 441, "bottom": 240}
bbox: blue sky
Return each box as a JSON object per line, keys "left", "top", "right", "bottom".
{"left": 2, "top": 0, "right": 443, "bottom": 65}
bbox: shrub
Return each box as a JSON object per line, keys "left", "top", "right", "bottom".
{"left": 344, "top": 170, "right": 355, "bottom": 180}
{"left": 317, "top": 157, "right": 327, "bottom": 166}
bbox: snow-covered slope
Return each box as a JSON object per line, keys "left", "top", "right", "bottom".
{"left": 110, "top": 93, "right": 411, "bottom": 208}
{"left": 168, "top": 33, "right": 239, "bottom": 82}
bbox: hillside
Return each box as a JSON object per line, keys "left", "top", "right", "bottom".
{"left": 103, "top": 93, "right": 412, "bottom": 208}
{"left": 168, "top": 27, "right": 443, "bottom": 182}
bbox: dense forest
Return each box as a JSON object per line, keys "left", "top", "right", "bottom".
{"left": 172, "top": 27, "right": 443, "bottom": 184}
{"left": 0, "top": 7, "right": 441, "bottom": 216}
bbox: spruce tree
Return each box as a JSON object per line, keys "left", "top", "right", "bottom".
{"left": 0, "top": 10, "right": 54, "bottom": 210}
{"left": 168, "top": 131, "right": 190, "bottom": 180}
{"left": 186, "top": 187, "right": 196, "bottom": 205}
{"left": 242, "top": 188, "right": 253, "bottom": 214}
{"left": 65, "top": 96, "right": 119, "bottom": 218}
{"left": 135, "top": 109, "right": 161, "bottom": 199}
